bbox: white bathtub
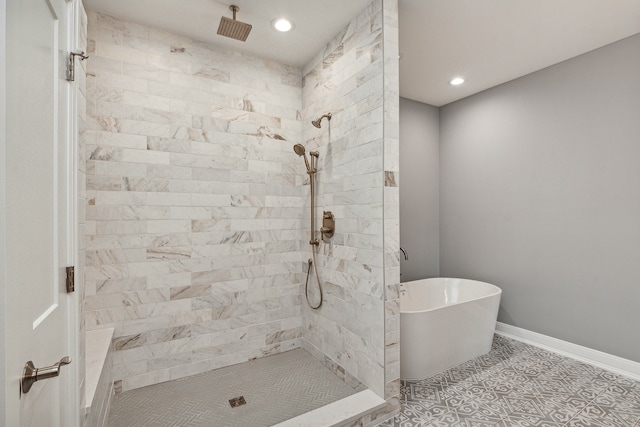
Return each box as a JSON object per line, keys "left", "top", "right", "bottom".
{"left": 400, "top": 278, "right": 502, "bottom": 380}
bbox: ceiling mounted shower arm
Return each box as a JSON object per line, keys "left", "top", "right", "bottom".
{"left": 217, "top": 4, "right": 252, "bottom": 42}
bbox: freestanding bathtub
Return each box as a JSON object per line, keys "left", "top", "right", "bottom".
{"left": 400, "top": 278, "right": 502, "bottom": 380}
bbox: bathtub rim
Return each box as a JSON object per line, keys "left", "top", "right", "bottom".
{"left": 400, "top": 277, "right": 502, "bottom": 315}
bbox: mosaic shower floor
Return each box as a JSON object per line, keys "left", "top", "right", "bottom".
{"left": 107, "top": 348, "right": 362, "bottom": 427}
{"left": 380, "top": 335, "right": 640, "bottom": 427}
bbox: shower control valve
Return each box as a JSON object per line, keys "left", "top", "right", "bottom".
{"left": 321, "top": 211, "right": 335, "bottom": 239}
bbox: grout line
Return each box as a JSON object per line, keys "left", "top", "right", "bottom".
{"left": 394, "top": 336, "right": 640, "bottom": 427}
{"left": 560, "top": 372, "right": 615, "bottom": 427}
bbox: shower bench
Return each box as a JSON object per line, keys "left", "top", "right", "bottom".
{"left": 84, "top": 328, "right": 114, "bottom": 427}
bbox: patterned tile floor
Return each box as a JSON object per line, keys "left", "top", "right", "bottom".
{"left": 380, "top": 335, "right": 640, "bottom": 427}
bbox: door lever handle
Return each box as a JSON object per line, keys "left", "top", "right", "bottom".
{"left": 21, "top": 356, "right": 71, "bottom": 394}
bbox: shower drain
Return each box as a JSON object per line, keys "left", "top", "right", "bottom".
{"left": 229, "top": 396, "right": 247, "bottom": 408}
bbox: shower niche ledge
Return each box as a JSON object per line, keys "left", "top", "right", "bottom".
{"left": 85, "top": 328, "right": 115, "bottom": 427}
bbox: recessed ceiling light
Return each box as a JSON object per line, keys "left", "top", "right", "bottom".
{"left": 272, "top": 18, "right": 293, "bottom": 32}
{"left": 449, "top": 77, "right": 465, "bottom": 86}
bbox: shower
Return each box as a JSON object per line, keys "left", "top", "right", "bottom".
{"left": 217, "top": 5, "right": 252, "bottom": 42}
{"left": 311, "top": 113, "right": 332, "bottom": 128}
{"left": 294, "top": 115, "right": 335, "bottom": 309}
{"left": 78, "top": 1, "right": 395, "bottom": 424}
{"left": 293, "top": 143, "right": 312, "bottom": 172}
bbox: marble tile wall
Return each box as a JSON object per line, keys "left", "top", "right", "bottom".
{"left": 83, "top": 1, "right": 401, "bottom": 405}
{"left": 76, "top": 2, "right": 89, "bottom": 423}
{"left": 300, "top": 0, "right": 387, "bottom": 397}
{"left": 84, "top": 12, "right": 305, "bottom": 392}
{"left": 332, "top": 0, "right": 401, "bottom": 419}
{"left": 381, "top": 0, "right": 401, "bottom": 421}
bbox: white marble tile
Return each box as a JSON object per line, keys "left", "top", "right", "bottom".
{"left": 381, "top": 0, "right": 401, "bottom": 401}
{"left": 277, "top": 390, "right": 386, "bottom": 427}
{"left": 85, "top": 328, "right": 114, "bottom": 408}
{"left": 84, "top": 4, "right": 401, "bottom": 408}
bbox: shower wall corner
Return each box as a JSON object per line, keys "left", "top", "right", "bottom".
{"left": 381, "top": 0, "right": 401, "bottom": 422}
{"left": 297, "top": 0, "right": 401, "bottom": 421}
{"left": 81, "top": 0, "right": 401, "bottom": 422}
{"left": 83, "top": 10, "right": 306, "bottom": 393}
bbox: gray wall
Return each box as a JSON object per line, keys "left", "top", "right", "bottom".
{"left": 0, "top": 0, "right": 6, "bottom": 416}
{"left": 399, "top": 98, "right": 440, "bottom": 281}
{"left": 439, "top": 33, "right": 640, "bottom": 362}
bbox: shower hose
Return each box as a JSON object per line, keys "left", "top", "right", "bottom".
{"left": 305, "top": 247, "right": 323, "bottom": 309}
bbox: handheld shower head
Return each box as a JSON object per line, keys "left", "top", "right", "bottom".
{"left": 311, "top": 113, "right": 332, "bottom": 128}
{"left": 293, "top": 144, "right": 311, "bottom": 172}
{"left": 293, "top": 143, "right": 305, "bottom": 156}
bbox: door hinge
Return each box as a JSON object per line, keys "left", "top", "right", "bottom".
{"left": 66, "top": 266, "right": 75, "bottom": 293}
{"left": 67, "top": 51, "right": 89, "bottom": 82}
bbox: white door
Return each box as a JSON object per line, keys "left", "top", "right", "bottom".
{"left": 4, "top": 0, "right": 75, "bottom": 425}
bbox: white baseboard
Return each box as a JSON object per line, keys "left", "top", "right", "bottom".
{"left": 495, "top": 322, "right": 640, "bottom": 382}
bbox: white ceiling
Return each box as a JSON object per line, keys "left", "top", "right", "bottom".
{"left": 83, "top": 0, "right": 640, "bottom": 107}
{"left": 81, "top": 0, "right": 372, "bottom": 67}
{"left": 400, "top": 0, "right": 640, "bottom": 106}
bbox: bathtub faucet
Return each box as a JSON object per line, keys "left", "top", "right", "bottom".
{"left": 400, "top": 247, "right": 408, "bottom": 260}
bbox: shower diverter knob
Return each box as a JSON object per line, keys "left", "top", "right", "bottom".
{"left": 321, "top": 211, "right": 335, "bottom": 239}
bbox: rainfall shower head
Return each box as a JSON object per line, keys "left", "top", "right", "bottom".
{"left": 293, "top": 144, "right": 311, "bottom": 172}
{"left": 311, "top": 113, "right": 332, "bottom": 128}
{"left": 217, "top": 5, "right": 252, "bottom": 42}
